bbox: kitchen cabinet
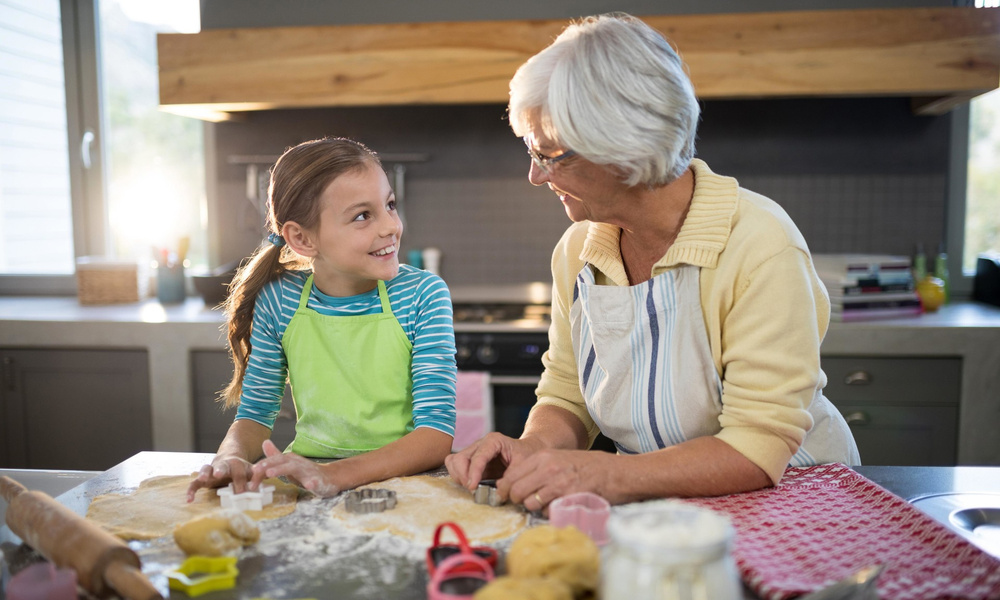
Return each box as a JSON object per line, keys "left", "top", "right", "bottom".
{"left": 822, "top": 356, "right": 961, "bottom": 466}
{"left": 191, "top": 350, "right": 296, "bottom": 452}
{"left": 0, "top": 349, "right": 152, "bottom": 471}
{"left": 158, "top": 8, "right": 1000, "bottom": 122}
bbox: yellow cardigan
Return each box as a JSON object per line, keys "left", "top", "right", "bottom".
{"left": 534, "top": 159, "right": 832, "bottom": 484}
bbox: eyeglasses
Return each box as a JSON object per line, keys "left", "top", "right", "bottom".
{"left": 524, "top": 138, "right": 576, "bottom": 174}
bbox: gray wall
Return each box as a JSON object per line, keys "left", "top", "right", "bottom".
{"left": 200, "top": 0, "right": 958, "bottom": 285}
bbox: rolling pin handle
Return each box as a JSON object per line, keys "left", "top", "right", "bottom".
{"left": 0, "top": 475, "right": 28, "bottom": 503}
{"left": 104, "top": 561, "right": 164, "bottom": 600}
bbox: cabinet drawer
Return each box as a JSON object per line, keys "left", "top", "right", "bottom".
{"left": 836, "top": 404, "right": 957, "bottom": 466}
{"left": 822, "top": 356, "right": 960, "bottom": 406}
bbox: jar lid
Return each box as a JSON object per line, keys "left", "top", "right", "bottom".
{"left": 608, "top": 500, "right": 733, "bottom": 558}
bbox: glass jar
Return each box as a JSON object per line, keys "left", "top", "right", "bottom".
{"left": 600, "top": 500, "right": 741, "bottom": 600}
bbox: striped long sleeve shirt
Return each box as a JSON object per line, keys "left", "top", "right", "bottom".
{"left": 235, "top": 265, "right": 457, "bottom": 436}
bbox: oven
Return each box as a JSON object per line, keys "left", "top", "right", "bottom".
{"left": 451, "top": 284, "right": 615, "bottom": 452}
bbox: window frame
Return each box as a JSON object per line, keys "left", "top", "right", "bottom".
{"left": 946, "top": 103, "right": 974, "bottom": 297}
{"left": 0, "top": 0, "right": 107, "bottom": 295}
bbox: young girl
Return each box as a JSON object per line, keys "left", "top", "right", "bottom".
{"left": 187, "top": 137, "right": 457, "bottom": 500}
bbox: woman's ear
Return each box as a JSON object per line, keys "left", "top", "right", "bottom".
{"left": 281, "top": 221, "right": 317, "bottom": 257}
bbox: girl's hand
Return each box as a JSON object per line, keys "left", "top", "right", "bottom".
{"left": 186, "top": 455, "right": 254, "bottom": 502}
{"left": 249, "top": 440, "right": 341, "bottom": 498}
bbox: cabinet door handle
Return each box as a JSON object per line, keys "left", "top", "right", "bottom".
{"left": 844, "top": 370, "right": 871, "bottom": 385}
{"left": 844, "top": 411, "right": 870, "bottom": 426}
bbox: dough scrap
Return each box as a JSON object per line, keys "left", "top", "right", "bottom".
{"left": 506, "top": 525, "right": 599, "bottom": 596}
{"left": 173, "top": 508, "right": 260, "bottom": 556}
{"left": 85, "top": 474, "right": 298, "bottom": 540}
{"left": 330, "top": 475, "right": 528, "bottom": 544}
{"left": 473, "top": 575, "right": 573, "bottom": 600}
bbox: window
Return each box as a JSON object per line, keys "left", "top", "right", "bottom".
{"left": 0, "top": 0, "right": 203, "bottom": 293}
{"left": 964, "top": 88, "right": 1000, "bottom": 272}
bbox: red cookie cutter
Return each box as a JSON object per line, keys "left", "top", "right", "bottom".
{"left": 426, "top": 552, "right": 494, "bottom": 600}
{"left": 426, "top": 521, "right": 499, "bottom": 577}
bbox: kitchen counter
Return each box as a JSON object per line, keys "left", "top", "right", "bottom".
{"left": 1, "top": 296, "right": 999, "bottom": 461}
{"left": 1, "top": 453, "right": 998, "bottom": 599}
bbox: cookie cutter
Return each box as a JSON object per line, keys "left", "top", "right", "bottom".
{"left": 426, "top": 522, "right": 499, "bottom": 577}
{"left": 217, "top": 482, "right": 275, "bottom": 511}
{"left": 549, "top": 491, "right": 611, "bottom": 545}
{"left": 344, "top": 488, "right": 397, "bottom": 513}
{"left": 166, "top": 555, "right": 239, "bottom": 597}
{"left": 473, "top": 480, "right": 503, "bottom": 507}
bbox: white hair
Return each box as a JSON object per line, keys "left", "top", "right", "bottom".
{"left": 509, "top": 13, "right": 699, "bottom": 187}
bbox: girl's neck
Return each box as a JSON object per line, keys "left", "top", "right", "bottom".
{"left": 311, "top": 270, "right": 378, "bottom": 298}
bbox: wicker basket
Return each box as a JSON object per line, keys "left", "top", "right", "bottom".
{"left": 75, "top": 257, "right": 140, "bottom": 305}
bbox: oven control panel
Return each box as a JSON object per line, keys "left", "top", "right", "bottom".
{"left": 455, "top": 332, "right": 548, "bottom": 375}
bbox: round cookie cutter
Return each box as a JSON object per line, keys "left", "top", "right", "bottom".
{"left": 344, "top": 488, "right": 397, "bottom": 513}
{"left": 549, "top": 491, "right": 611, "bottom": 545}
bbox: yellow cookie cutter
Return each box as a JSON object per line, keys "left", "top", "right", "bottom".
{"left": 166, "top": 555, "right": 239, "bottom": 597}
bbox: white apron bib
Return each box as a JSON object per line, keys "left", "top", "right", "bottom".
{"left": 570, "top": 263, "right": 859, "bottom": 467}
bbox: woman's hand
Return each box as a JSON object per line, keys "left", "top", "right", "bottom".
{"left": 248, "top": 440, "right": 341, "bottom": 498}
{"left": 445, "top": 432, "right": 544, "bottom": 492}
{"left": 186, "top": 454, "right": 254, "bottom": 502}
{"left": 496, "top": 448, "right": 616, "bottom": 513}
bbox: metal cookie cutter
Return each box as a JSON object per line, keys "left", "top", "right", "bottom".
{"left": 217, "top": 483, "right": 275, "bottom": 511}
{"left": 473, "top": 480, "right": 504, "bottom": 507}
{"left": 345, "top": 488, "right": 397, "bottom": 513}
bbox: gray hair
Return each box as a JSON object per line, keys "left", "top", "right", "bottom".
{"left": 509, "top": 13, "right": 699, "bottom": 187}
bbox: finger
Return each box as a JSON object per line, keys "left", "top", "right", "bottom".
{"left": 262, "top": 439, "right": 281, "bottom": 458}
{"left": 464, "top": 439, "right": 506, "bottom": 491}
{"left": 445, "top": 451, "right": 472, "bottom": 489}
{"left": 186, "top": 473, "right": 210, "bottom": 503}
{"left": 230, "top": 459, "right": 251, "bottom": 493}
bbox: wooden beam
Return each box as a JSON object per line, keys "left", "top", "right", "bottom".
{"left": 157, "top": 8, "right": 1000, "bottom": 117}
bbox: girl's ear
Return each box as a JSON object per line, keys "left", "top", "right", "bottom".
{"left": 281, "top": 221, "right": 317, "bottom": 257}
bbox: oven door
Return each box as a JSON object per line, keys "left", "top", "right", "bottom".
{"left": 489, "top": 373, "right": 542, "bottom": 439}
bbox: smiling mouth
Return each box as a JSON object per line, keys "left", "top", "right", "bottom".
{"left": 371, "top": 245, "right": 396, "bottom": 257}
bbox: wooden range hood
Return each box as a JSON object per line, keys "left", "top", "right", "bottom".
{"left": 157, "top": 7, "right": 1000, "bottom": 122}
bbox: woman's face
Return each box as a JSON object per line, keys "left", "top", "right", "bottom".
{"left": 524, "top": 130, "right": 627, "bottom": 225}
{"left": 309, "top": 163, "right": 402, "bottom": 296}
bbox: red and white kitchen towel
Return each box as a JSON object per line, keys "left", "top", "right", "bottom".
{"left": 684, "top": 463, "right": 1000, "bottom": 600}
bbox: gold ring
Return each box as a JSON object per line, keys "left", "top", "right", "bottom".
{"left": 534, "top": 492, "right": 543, "bottom": 505}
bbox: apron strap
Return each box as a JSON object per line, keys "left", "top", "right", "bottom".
{"left": 377, "top": 280, "right": 394, "bottom": 317}
{"left": 298, "top": 275, "right": 314, "bottom": 309}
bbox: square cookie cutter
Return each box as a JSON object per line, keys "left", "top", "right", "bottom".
{"left": 345, "top": 488, "right": 397, "bottom": 513}
{"left": 217, "top": 483, "right": 275, "bottom": 512}
{"left": 473, "top": 480, "right": 503, "bottom": 507}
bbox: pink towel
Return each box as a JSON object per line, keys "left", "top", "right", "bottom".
{"left": 452, "top": 371, "right": 493, "bottom": 451}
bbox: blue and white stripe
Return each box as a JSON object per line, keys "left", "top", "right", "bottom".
{"left": 235, "top": 264, "right": 457, "bottom": 436}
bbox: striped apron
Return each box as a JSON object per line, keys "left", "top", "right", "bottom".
{"left": 570, "top": 263, "right": 860, "bottom": 466}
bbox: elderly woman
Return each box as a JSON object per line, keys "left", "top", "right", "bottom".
{"left": 446, "top": 13, "right": 859, "bottom": 508}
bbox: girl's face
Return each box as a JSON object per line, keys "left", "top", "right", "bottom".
{"left": 309, "top": 163, "right": 402, "bottom": 296}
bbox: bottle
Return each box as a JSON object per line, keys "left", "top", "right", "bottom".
{"left": 422, "top": 247, "right": 442, "bottom": 277}
{"left": 912, "top": 244, "right": 927, "bottom": 282}
{"left": 934, "top": 244, "right": 949, "bottom": 304}
{"left": 601, "top": 500, "right": 741, "bottom": 600}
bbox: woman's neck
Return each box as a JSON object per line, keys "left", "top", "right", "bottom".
{"left": 618, "top": 168, "right": 695, "bottom": 283}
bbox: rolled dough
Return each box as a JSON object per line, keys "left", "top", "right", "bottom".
{"left": 85, "top": 474, "right": 299, "bottom": 540}
{"left": 330, "top": 475, "right": 529, "bottom": 544}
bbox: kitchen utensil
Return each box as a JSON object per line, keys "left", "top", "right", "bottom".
{"left": 0, "top": 475, "right": 162, "bottom": 600}
{"left": 799, "top": 565, "right": 883, "bottom": 600}
{"left": 344, "top": 488, "right": 397, "bottom": 513}
{"left": 426, "top": 522, "right": 499, "bottom": 577}
{"left": 425, "top": 552, "right": 493, "bottom": 600}
{"left": 549, "top": 491, "right": 610, "bottom": 545}
{"left": 6, "top": 562, "right": 77, "bottom": 600}
{"left": 165, "top": 555, "right": 238, "bottom": 597}
{"left": 473, "top": 480, "right": 503, "bottom": 507}
{"left": 217, "top": 483, "right": 274, "bottom": 511}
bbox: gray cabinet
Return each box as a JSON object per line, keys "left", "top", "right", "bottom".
{"left": 822, "top": 356, "right": 960, "bottom": 466}
{"left": 0, "top": 348, "right": 152, "bottom": 470}
{"left": 191, "top": 350, "right": 296, "bottom": 452}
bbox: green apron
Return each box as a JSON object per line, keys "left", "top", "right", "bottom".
{"left": 281, "top": 275, "right": 414, "bottom": 458}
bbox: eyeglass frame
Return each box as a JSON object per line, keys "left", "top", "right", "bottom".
{"left": 523, "top": 138, "right": 577, "bottom": 174}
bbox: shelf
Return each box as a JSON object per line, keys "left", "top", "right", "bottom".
{"left": 157, "top": 7, "right": 1000, "bottom": 122}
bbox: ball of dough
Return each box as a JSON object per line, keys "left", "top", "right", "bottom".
{"left": 173, "top": 508, "right": 260, "bottom": 556}
{"left": 473, "top": 575, "right": 573, "bottom": 600}
{"left": 506, "top": 525, "right": 599, "bottom": 596}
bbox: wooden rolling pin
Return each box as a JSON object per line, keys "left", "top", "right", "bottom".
{"left": 0, "top": 475, "right": 162, "bottom": 600}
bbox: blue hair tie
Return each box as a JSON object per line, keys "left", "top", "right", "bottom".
{"left": 267, "top": 232, "right": 285, "bottom": 247}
